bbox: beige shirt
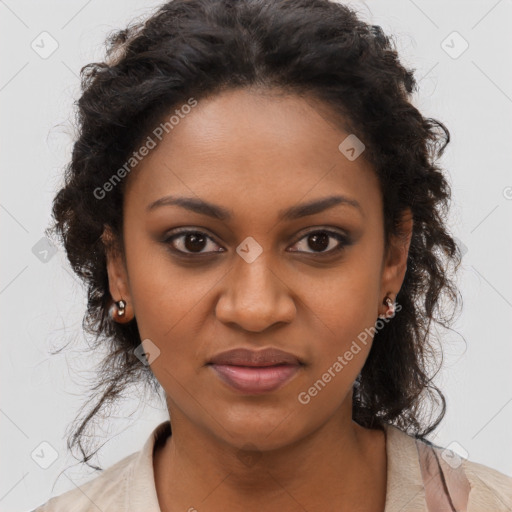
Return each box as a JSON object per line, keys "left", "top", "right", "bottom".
{"left": 32, "top": 420, "right": 512, "bottom": 511}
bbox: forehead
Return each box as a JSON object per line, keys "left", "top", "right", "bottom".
{"left": 124, "top": 88, "right": 381, "bottom": 220}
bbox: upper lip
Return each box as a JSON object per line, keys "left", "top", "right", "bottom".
{"left": 208, "top": 348, "right": 303, "bottom": 367}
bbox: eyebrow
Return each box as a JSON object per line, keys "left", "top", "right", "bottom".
{"left": 146, "top": 194, "right": 363, "bottom": 221}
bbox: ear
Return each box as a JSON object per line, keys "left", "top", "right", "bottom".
{"left": 101, "top": 225, "right": 134, "bottom": 323}
{"left": 378, "top": 208, "right": 413, "bottom": 317}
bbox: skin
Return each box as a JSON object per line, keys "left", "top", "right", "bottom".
{"left": 104, "top": 87, "right": 413, "bottom": 512}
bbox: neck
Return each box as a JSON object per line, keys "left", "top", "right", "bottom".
{"left": 153, "top": 395, "right": 387, "bottom": 512}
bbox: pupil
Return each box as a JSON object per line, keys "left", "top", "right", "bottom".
{"left": 185, "top": 233, "right": 206, "bottom": 252}
{"left": 309, "top": 232, "right": 329, "bottom": 252}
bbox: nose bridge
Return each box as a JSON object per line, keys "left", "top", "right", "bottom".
{"left": 234, "top": 250, "right": 278, "bottom": 302}
{"left": 215, "top": 246, "right": 296, "bottom": 331}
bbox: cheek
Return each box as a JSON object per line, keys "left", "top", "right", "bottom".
{"left": 124, "top": 230, "right": 209, "bottom": 336}
{"left": 298, "top": 251, "right": 383, "bottom": 387}
{"left": 128, "top": 259, "right": 211, "bottom": 407}
{"left": 302, "top": 261, "right": 381, "bottom": 344}
{"left": 122, "top": 238, "right": 217, "bottom": 389}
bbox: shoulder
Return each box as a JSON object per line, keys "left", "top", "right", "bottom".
{"left": 30, "top": 451, "right": 139, "bottom": 512}
{"left": 461, "top": 457, "right": 512, "bottom": 511}
{"left": 382, "top": 423, "right": 512, "bottom": 511}
{"left": 30, "top": 421, "right": 170, "bottom": 512}
{"left": 416, "top": 432, "right": 512, "bottom": 511}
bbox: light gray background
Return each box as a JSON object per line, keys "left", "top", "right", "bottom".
{"left": 1, "top": 1, "right": 511, "bottom": 510}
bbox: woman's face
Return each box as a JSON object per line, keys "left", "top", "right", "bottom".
{"left": 106, "top": 88, "right": 411, "bottom": 450}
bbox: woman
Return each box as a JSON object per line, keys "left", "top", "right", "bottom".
{"left": 33, "top": 0, "right": 512, "bottom": 510}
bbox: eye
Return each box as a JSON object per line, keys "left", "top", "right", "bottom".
{"left": 163, "top": 229, "right": 224, "bottom": 256}
{"left": 288, "top": 229, "right": 350, "bottom": 255}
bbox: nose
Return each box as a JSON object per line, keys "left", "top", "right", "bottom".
{"left": 214, "top": 252, "right": 297, "bottom": 333}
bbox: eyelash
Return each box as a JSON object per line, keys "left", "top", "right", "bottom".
{"left": 162, "top": 228, "right": 351, "bottom": 258}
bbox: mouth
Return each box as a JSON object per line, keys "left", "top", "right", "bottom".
{"left": 208, "top": 363, "right": 302, "bottom": 394}
{"left": 207, "top": 347, "right": 304, "bottom": 394}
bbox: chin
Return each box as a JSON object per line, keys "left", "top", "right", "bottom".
{"left": 209, "top": 409, "right": 308, "bottom": 452}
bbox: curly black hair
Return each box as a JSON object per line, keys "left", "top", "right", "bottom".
{"left": 47, "top": 0, "right": 462, "bottom": 471}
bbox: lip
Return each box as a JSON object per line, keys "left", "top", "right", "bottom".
{"left": 208, "top": 347, "right": 302, "bottom": 367}
{"left": 209, "top": 364, "right": 301, "bottom": 394}
{"left": 207, "top": 347, "right": 303, "bottom": 394}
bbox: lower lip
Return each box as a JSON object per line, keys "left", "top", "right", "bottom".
{"left": 209, "top": 364, "right": 301, "bottom": 394}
